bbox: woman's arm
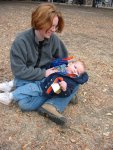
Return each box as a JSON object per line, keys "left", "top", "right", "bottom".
{"left": 10, "top": 38, "right": 46, "bottom": 81}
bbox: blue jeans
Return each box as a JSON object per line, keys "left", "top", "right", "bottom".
{"left": 12, "top": 78, "right": 79, "bottom": 112}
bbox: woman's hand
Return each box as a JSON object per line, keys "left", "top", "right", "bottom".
{"left": 45, "top": 68, "right": 58, "bottom": 77}
{"left": 59, "top": 81, "right": 67, "bottom": 91}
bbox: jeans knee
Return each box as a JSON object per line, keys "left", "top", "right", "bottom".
{"left": 18, "top": 98, "right": 39, "bottom": 111}
{"left": 18, "top": 101, "right": 30, "bottom": 111}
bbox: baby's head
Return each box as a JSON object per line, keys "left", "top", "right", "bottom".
{"left": 67, "top": 60, "right": 85, "bottom": 76}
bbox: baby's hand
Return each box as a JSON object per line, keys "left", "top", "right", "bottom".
{"left": 45, "top": 68, "right": 58, "bottom": 77}
{"left": 59, "top": 81, "right": 67, "bottom": 91}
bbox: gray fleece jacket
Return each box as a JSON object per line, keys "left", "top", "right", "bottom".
{"left": 10, "top": 28, "right": 68, "bottom": 81}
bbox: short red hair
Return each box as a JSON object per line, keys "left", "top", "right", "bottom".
{"left": 31, "top": 3, "right": 64, "bottom": 33}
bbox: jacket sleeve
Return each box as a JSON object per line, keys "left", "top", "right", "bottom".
{"left": 59, "top": 72, "right": 89, "bottom": 97}
{"left": 74, "top": 72, "right": 89, "bottom": 84}
{"left": 10, "top": 38, "right": 46, "bottom": 81}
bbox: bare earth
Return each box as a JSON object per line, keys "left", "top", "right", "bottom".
{"left": 0, "top": 2, "right": 113, "bottom": 150}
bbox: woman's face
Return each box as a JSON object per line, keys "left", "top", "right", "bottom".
{"left": 39, "top": 16, "right": 59, "bottom": 39}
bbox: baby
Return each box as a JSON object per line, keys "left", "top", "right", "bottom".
{"left": 41, "top": 60, "right": 87, "bottom": 97}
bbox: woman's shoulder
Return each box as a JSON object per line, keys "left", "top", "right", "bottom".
{"left": 15, "top": 28, "right": 33, "bottom": 40}
{"left": 13, "top": 28, "right": 34, "bottom": 44}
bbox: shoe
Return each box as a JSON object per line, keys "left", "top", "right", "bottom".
{"left": 70, "top": 95, "right": 79, "bottom": 104}
{"left": 0, "top": 80, "right": 14, "bottom": 92}
{"left": 0, "top": 92, "right": 13, "bottom": 105}
{"left": 38, "top": 104, "right": 67, "bottom": 125}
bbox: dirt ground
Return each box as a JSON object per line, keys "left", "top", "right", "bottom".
{"left": 0, "top": 1, "right": 113, "bottom": 150}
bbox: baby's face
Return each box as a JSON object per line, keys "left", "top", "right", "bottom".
{"left": 68, "top": 61, "right": 85, "bottom": 76}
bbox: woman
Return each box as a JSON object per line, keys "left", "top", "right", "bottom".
{"left": 0, "top": 3, "right": 79, "bottom": 125}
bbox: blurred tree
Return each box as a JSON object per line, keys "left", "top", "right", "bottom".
{"left": 92, "top": 0, "right": 96, "bottom": 7}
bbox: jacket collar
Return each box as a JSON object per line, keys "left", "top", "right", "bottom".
{"left": 33, "top": 29, "right": 49, "bottom": 45}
